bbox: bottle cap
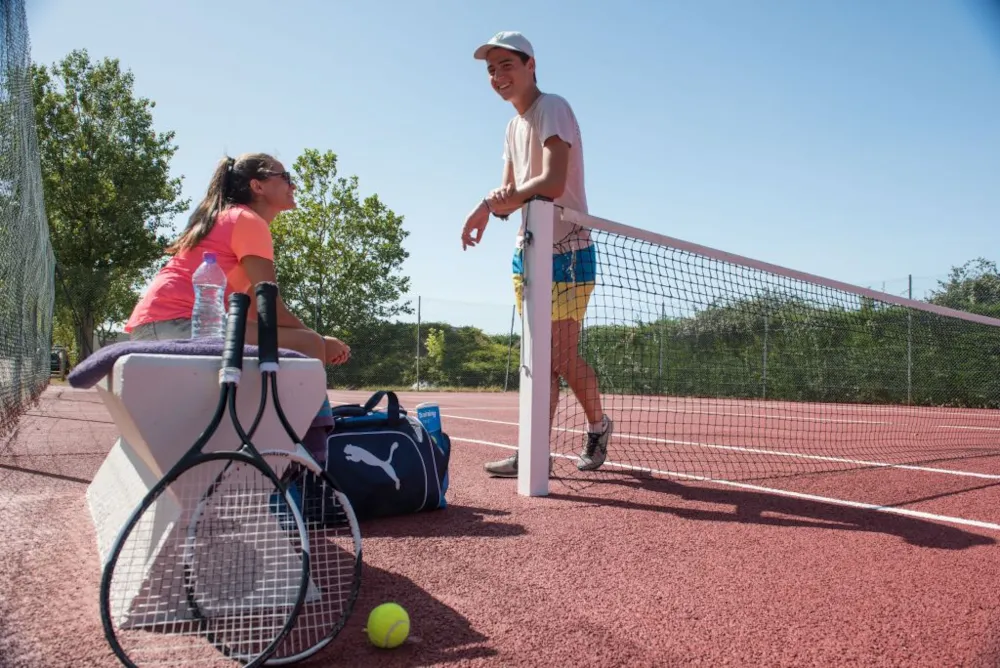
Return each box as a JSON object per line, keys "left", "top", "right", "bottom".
{"left": 203, "top": 252, "right": 217, "bottom": 263}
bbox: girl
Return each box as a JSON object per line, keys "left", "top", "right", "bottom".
{"left": 126, "top": 152, "right": 349, "bottom": 365}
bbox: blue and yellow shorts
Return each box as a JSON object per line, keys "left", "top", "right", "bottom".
{"left": 512, "top": 244, "right": 597, "bottom": 323}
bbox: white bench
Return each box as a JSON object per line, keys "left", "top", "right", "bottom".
{"left": 86, "top": 353, "right": 327, "bottom": 628}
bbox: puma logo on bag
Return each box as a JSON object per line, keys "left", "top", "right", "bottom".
{"left": 344, "top": 443, "right": 401, "bottom": 490}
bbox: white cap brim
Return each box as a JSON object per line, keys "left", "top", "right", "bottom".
{"left": 473, "top": 43, "right": 518, "bottom": 60}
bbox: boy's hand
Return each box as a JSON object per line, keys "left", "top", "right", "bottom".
{"left": 487, "top": 184, "right": 522, "bottom": 217}
{"left": 488, "top": 183, "right": 514, "bottom": 203}
{"left": 462, "top": 202, "right": 490, "bottom": 250}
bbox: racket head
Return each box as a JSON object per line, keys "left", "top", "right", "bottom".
{"left": 259, "top": 446, "right": 363, "bottom": 665}
{"left": 99, "top": 449, "right": 312, "bottom": 668}
{"left": 99, "top": 291, "right": 311, "bottom": 667}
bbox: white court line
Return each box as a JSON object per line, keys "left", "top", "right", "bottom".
{"left": 646, "top": 407, "right": 1000, "bottom": 431}
{"left": 939, "top": 425, "right": 1000, "bottom": 432}
{"left": 590, "top": 395, "right": 1000, "bottom": 418}
{"left": 441, "top": 414, "right": 1000, "bottom": 481}
{"left": 450, "top": 436, "right": 1000, "bottom": 533}
{"left": 641, "top": 407, "right": 890, "bottom": 425}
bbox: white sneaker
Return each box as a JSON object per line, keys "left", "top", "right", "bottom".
{"left": 577, "top": 416, "right": 612, "bottom": 471}
{"left": 484, "top": 453, "right": 555, "bottom": 478}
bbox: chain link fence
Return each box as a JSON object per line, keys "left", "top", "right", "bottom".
{"left": 1, "top": 0, "right": 56, "bottom": 437}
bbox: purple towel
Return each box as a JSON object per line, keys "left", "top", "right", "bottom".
{"left": 67, "top": 337, "right": 309, "bottom": 389}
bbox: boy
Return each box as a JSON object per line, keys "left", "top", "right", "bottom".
{"left": 461, "top": 31, "right": 613, "bottom": 477}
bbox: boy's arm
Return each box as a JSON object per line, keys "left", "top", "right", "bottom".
{"left": 514, "top": 136, "right": 568, "bottom": 200}
{"left": 489, "top": 138, "right": 568, "bottom": 216}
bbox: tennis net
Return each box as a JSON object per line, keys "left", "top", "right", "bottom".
{"left": 514, "top": 199, "right": 1000, "bottom": 492}
{"left": 0, "top": 0, "right": 56, "bottom": 438}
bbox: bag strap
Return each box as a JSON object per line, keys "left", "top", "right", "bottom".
{"left": 329, "top": 403, "right": 366, "bottom": 418}
{"left": 331, "top": 390, "right": 402, "bottom": 425}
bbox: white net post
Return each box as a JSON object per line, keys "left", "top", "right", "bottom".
{"left": 517, "top": 198, "right": 555, "bottom": 496}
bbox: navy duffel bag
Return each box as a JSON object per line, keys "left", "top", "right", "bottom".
{"left": 323, "top": 391, "right": 451, "bottom": 521}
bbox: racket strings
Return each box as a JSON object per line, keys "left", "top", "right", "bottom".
{"left": 265, "top": 458, "right": 362, "bottom": 662}
{"left": 105, "top": 458, "right": 308, "bottom": 666}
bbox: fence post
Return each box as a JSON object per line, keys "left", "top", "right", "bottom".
{"left": 762, "top": 313, "right": 769, "bottom": 399}
{"left": 907, "top": 275, "right": 912, "bottom": 405}
{"left": 657, "top": 302, "right": 665, "bottom": 394}
{"left": 415, "top": 295, "right": 421, "bottom": 391}
{"left": 504, "top": 303, "right": 516, "bottom": 392}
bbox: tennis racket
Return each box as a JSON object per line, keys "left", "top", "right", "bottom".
{"left": 247, "top": 281, "right": 363, "bottom": 665}
{"left": 99, "top": 292, "right": 312, "bottom": 668}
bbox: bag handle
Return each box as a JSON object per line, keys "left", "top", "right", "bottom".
{"left": 363, "top": 390, "right": 401, "bottom": 425}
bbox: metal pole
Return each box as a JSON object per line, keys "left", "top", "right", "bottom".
{"left": 315, "top": 283, "right": 321, "bottom": 331}
{"left": 504, "top": 303, "right": 516, "bottom": 392}
{"left": 657, "top": 302, "right": 665, "bottom": 394}
{"left": 415, "top": 295, "right": 421, "bottom": 391}
{"left": 762, "top": 314, "right": 769, "bottom": 399}
{"left": 907, "top": 274, "right": 912, "bottom": 405}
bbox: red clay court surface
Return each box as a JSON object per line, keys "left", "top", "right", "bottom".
{"left": 1, "top": 384, "right": 999, "bottom": 667}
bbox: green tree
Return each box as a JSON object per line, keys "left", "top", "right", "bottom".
{"left": 270, "top": 148, "right": 411, "bottom": 338}
{"left": 424, "top": 327, "right": 446, "bottom": 384}
{"left": 927, "top": 257, "right": 1000, "bottom": 316}
{"left": 31, "top": 49, "right": 188, "bottom": 360}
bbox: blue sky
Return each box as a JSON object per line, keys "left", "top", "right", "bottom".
{"left": 25, "top": 0, "right": 1000, "bottom": 335}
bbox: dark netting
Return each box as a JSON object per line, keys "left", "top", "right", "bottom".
{"left": 546, "top": 215, "right": 1000, "bottom": 487}
{"left": 0, "top": 0, "right": 55, "bottom": 437}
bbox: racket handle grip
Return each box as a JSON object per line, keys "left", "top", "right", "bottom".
{"left": 223, "top": 292, "right": 250, "bottom": 369}
{"left": 255, "top": 281, "right": 280, "bottom": 365}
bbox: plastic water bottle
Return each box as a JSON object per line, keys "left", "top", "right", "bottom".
{"left": 190, "top": 251, "right": 227, "bottom": 338}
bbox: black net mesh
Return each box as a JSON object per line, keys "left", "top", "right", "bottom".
{"left": 546, "top": 215, "right": 1000, "bottom": 487}
{"left": 0, "top": 0, "right": 55, "bottom": 437}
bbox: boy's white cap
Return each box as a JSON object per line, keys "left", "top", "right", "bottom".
{"left": 473, "top": 31, "right": 534, "bottom": 60}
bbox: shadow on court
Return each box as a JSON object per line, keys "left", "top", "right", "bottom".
{"left": 301, "top": 561, "right": 497, "bottom": 667}
{"left": 548, "top": 476, "right": 997, "bottom": 550}
{"left": 359, "top": 503, "right": 528, "bottom": 540}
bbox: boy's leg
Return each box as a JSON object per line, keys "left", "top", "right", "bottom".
{"left": 550, "top": 244, "right": 612, "bottom": 471}
{"left": 551, "top": 317, "right": 612, "bottom": 471}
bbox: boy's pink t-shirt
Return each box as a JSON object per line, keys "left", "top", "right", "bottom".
{"left": 125, "top": 205, "right": 274, "bottom": 332}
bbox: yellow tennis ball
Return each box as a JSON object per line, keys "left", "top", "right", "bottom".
{"left": 366, "top": 602, "right": 410, "bottom": 649}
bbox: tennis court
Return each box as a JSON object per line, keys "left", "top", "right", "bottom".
{"left": 1, "top": 384, "right": 999, "bottom": 666}
{"left": 330, "top": 388, "right": 1000, "bottom": 528}
{"left": 2, "top": 7, "right": 998, "bottom": 659}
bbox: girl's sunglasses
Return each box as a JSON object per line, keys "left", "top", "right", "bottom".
{"left": 264, "top": 170, "right": 293, "bottom": 185}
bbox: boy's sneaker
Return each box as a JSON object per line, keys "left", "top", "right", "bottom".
{"left": 577, "top": 415, "right": 613, "bottom": 471}
{"left": 484, "top": 453, "right": 554, "bottom": 477}
{"left": 484, "top": 454, "right": 519, "bottom": 477}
